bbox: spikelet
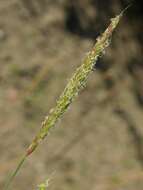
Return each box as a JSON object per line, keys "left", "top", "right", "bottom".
{"left": 38, "top": 179, "right": 50, "bottom": 190}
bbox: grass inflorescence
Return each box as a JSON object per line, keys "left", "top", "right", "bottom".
{"left": 4, "top": 9, "right": 126, "bottom": 190}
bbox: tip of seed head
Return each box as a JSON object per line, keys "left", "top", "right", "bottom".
{"left": 120, "top": 3, "right": 132, "bottom": 17}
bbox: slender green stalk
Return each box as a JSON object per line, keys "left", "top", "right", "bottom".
{"left": 4, "top": 9, "right": 126, "bottom": 190}
{"left": 3, "top": 155, "right": 27, "bottom": 190}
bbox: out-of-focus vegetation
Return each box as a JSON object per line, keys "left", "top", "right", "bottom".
{"left": 0, "top": 0, "right": 143, "bottom": 190}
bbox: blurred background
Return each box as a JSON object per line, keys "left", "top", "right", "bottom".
{"left": 0, "top": 0, "right": 143, "bottom": 189}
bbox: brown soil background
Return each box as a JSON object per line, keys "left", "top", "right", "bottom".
{"left": 0, "top": 0, "right": 143, "bottom": 189}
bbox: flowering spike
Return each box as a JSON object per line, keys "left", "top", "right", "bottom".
{"left": 4, "top": 10, "right": 125, "bottom": 190}
{"left": 26, "top": 12, "right": 123, "bottom": 156}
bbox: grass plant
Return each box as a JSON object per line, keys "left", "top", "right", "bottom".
{"left": 3, "top": 7, "right": 129, "bottom": 190}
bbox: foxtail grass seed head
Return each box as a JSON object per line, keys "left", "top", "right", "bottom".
{"left": 26, "top": 12, "right": 122, "bottom": 156}
{"left": 4, "top": 8, "right": 127, "bottom": 190}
